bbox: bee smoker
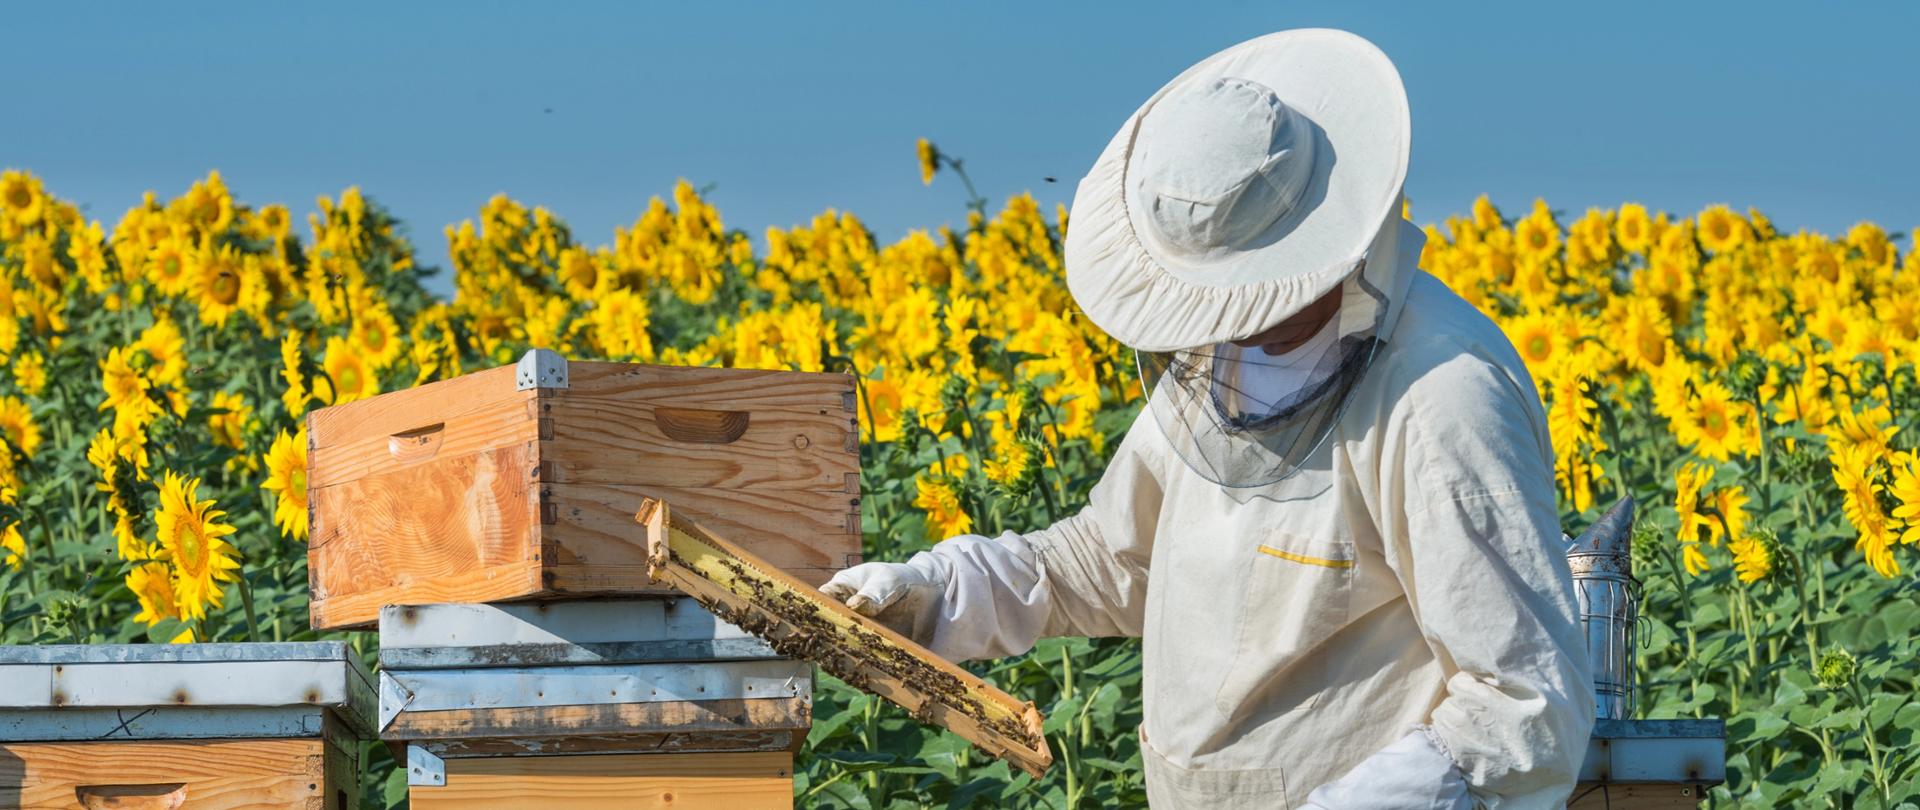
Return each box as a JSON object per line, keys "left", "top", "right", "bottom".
{"left": 1565, "top": 497, "right": 1639, "bottom": 720}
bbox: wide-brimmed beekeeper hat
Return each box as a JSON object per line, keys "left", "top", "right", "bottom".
{"left": 1064, "top": 28, "right": 1412, "bottom": 353}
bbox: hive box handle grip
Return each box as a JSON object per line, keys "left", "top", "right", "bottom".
{"left": 388, "top": 422, "right": 446, "bottom": 462}
{"left": 75, "top": 783, "right": 189, "bottom": 809}
{"left": 654, "top": 407, "right": 749, "bottom": 444}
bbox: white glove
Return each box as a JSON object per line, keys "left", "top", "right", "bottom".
{"left": 821, "top": 555, "right": 950, "bottom": 645}
{"left": 1301, "top": 728, "right": 1476, "bottom": 810}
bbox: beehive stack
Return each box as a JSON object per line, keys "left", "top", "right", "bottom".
{"left": 305, "top": 350, "right": 863, "bottom": 807}
{"left": 0, "top": 642, "right": 375, "bottom": 809}
{"left": 378, "top": 600, "right": 809, "bottom": 808}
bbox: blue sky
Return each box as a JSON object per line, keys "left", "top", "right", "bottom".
{"left": 5, "top": 2, "right": 1915, "bottom": 296}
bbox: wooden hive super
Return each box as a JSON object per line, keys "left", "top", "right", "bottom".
{"left": 306, "top": 350, "right": 863, "bottom": 630}
{"left": 0, "top": 642, "right": 376, "bottom": 810}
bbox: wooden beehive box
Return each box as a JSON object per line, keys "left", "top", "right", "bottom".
{"left": 0, "top": 642, "right": 376, "bottom": 810}
{"left": 378, "top": 599, "right": 808, "bottom": 809}
{"left": 306, "top": 350, "right": 863, "bottom": 630}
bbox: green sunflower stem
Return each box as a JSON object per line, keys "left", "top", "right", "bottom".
{"left": 237, "top": 571, "right": 262, "bottom": 642}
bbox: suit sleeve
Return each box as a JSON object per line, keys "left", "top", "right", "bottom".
{"left": 1372, "top": 347, "right": 1596, "bottom": 810}
{"left": 915, "top": 408, "right": 1165, "bottom": 661}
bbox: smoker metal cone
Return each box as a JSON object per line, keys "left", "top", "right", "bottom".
{"left": 1568, "top": 496, "right": 1635, "bottom": 566}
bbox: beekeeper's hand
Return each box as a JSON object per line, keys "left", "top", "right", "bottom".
{"left": 821, "top": 555, "right": 948, "bottom": 644}
{"left": 1299, "top": 728, "right": 1477, "bottom": 810}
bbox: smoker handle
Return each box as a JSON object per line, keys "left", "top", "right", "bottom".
{"left": 654, "top": 407, "right": 750, "bottom": 444}
{"left": 75, "top": 783, "right": 189, "bottom": 809}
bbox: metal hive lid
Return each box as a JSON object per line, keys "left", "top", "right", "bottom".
{"left": 0, "top": 641, "right": 378, "bottom": 739}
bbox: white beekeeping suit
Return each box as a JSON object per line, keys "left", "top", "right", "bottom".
{"left": 825, "top": 29, "right": 1593, "bottom": 810}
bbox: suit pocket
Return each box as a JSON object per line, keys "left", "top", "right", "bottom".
{"left": 1214, "top": 531, "right": 1356, "bottom": 718}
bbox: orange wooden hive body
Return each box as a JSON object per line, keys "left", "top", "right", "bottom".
{"left": 306, "top": 351, "right": 863, "bottom": 630}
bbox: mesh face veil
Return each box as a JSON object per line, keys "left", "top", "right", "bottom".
{"left": 1138, "top": 272, "right": 1387, "bottom": 488}
{"left": 1136, "top": 215, "right": 1417, "bottom": 488}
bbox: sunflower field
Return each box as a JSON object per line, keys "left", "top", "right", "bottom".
{"left": 0, "top": 145, "right": 1917, "bottom": 807}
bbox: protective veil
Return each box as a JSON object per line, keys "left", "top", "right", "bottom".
{"left": 1139, "top": 215, "right": 1410, "bottom": 487}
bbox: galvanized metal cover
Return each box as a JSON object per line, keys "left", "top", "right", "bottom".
{"left": 1581, "top": 718, "right": 1726, "bottom": 785}
{"left": 0, "top": 641, "right": 377, "bottom": 740}
{"left": 378, "top": 658, "right": 812, "bottom": 731}
{"left": 378, "top": 598, "right": 779, "bottom": 669}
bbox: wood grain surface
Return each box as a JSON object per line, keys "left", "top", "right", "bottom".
{"left": 0, "top": 738, "right": 327, "bottom": 810}
{"left": 410, "top": 751, "right": 792, "bottom": 810}
{"left": 305, "top": 359, "right": 863, "bottom": 629}
{"left": 1567, "top": 783, "right": 1709, "bottom": 808}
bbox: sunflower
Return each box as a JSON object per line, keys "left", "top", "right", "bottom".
{"left": 207, "top": 391, "right": 250, "bottom": 451}
{"left": 558, "top": 246, "right": 600, "bottom": 300}
{"left": 253, "top": 203, "right": 291, "bottom": 244}
{"left": 263, "top": 428, "right": 309, "bottom": 539}
{"left": 0, "top": 170, "right": 43, "bottom": 226}
{"left": 1674, "top": 462, "right": 1716, "bottom": 546}
{"left": 1827, "top": 403, "right": 1899, "bottom": 466}
{"left": 1615, "top": 203, "right": 1653, "bottom": 254}
{"left": 0, "top": 396, "right": 41, "bottom": 458}
{"left": 190, "top": 246, "right": 257, "bottom": 327}
{"left": 177, "top": 171, "right": 233, "bottom": 234}
{"left": 1696, "top": 205, "right": 1751, "bottom": 254}
{"left": 152, "top": 471, "right": 241, "bottom": 621}
{"left": 136, "top": 316, "right": 188, "bottom": 387}
{"left": 911, "top": 473, "right": 971, "bottom": 540}
{"left": 1887, "top": 453, "right": 1920, "bottom": 545}
{"left": 321, "top": 336, "right": 379, "bottom": 404}
{"left": 1514, "top": 206, "right": 1561, "bottom": 262}
{"left": 1616, "top": 297, "right": 1672, "bottom": 372}
{"left": 350, "top": 305, "right": 403, "bottom": 371}
{"left": 1679, "top": 381, "right": 1746, "bottom": 461}
{"left": 146, "top": 232, "right": 194, "bottom": 296}
{"left": 11, "top": 351, "right": 45, "bottom": 397}
{"left": 1503, "top": 311, "right": 1562, "bottom": 373}
{"left": 1712, "top": 484, "right": 1750, "bottom": 545}
{"left": 858, "top": 375, "right": 906, "bottom": 444}
{"left": 127, "top": 561, "right": 180, "bottom": 626}
{"left": 1728, "top": 532, "right": 1774, "bottom": 584}
{"left": 97, "top": 347, "right": 154, "bottom": 416}
{"left": 1, "top": 522, "right": 22, "bottom": 569}
{"left": 916, "top": 138, "right": 940, "bottom": 186}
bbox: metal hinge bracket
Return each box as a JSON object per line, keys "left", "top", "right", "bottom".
{"left": 407, "top": 744, "right": 446, "bottom": 786}
{"left": 516, "top": 348, "right": 569, "bottom": 391}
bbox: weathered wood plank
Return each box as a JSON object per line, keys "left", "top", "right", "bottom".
{"left": 564, "top": 361, "right": 852, "bottom": 410}
{"left": 309, "top": 365, "right": 523, "bottom": 453}
{"left": 309, "top": 561, "right": 546, "bottom": 632}
{"left": 0, "top": 738, "right": 327, "bottom": 810}
{"left": 637, "top": 498, "right": 1052, "bottom": 777}
{"left": 1567, "top": 782, "right": 1709, "bottom": 808}
{"left": 384, "top": 696, "right": 811, "bottom": 741}
{"left": 421, "top": 731, "right": 795, "bottom": 759}
{"left": 409, "top": 751, "right": 793, "bottom": 810}
{"left": 308, "top": 404, "right": 540, "bottom": 489}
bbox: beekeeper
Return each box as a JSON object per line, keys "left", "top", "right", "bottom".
{"left": 823, "top": 29, "right": 1593, "bottom": 809}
